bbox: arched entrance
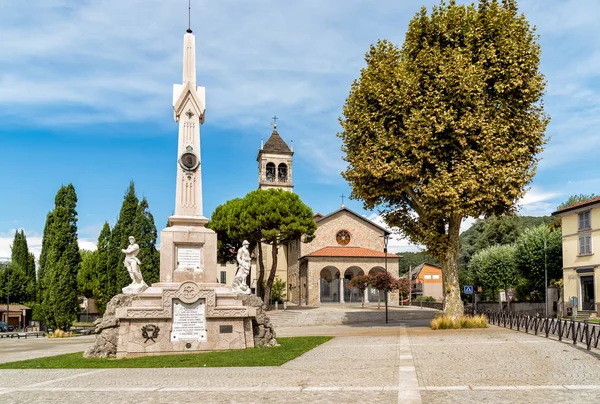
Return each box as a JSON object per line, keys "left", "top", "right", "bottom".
{"left": 344, "top": 266, "right": 364, "bottom": 303}
{"left": 368, "top": 267, "right": 386, "bottom": 303}
{"left": 320, "top": 266, "right": 341, "bottom": 303}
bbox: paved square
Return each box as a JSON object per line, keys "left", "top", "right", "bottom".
{"left": 1, "top": 324, "right": 599, "bottom": 403}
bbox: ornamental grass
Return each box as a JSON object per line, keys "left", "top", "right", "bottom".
{"left": 430, "top": 314, "right": 488, "bottom": 330}
{"left": 48, "top": 329, "right": 74, "bottom": 338}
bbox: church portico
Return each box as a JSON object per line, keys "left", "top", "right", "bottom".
{"left": 302, "top": 253, "right": 399, "bottom": 307}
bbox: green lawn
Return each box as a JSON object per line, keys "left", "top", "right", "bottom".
{"left": 0, "top": 336, "right": 332, "bottom": 369}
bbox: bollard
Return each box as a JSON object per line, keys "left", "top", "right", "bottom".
{"left": 275, "top": 301, "right": 279, "bottom": 311}
{"left": 283, "top": 301, "right": 287, "bottom": 310}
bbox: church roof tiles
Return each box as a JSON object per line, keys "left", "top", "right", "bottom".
{"left": 303, "top": 246, "right": 399, "bottom": 259}
{"left": 261, "top": 129, "right": 292, "bottom": 154}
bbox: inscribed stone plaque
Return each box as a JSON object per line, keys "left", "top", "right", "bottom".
{"left": 177, "top": 247, "right": 202, "bottom": 271}
{"left": 170, "top": 299, "right": 207, "bottom": 342}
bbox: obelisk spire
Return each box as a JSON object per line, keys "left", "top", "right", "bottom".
{"left": 182, "top": 10, "right": 196, "bottom": 86}
{"left": 187, "top": 0, "right": 192, "bottom": 33}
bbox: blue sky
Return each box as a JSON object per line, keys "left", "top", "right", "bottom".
{"left": 1, "top": 0, "right": 599, "bottom": 258}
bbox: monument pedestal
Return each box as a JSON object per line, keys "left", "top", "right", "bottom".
{"left": 115, "top": 281, "right": 256, "bottom": 358}
{"left": 160, "top": 215, "right": 218, "bottom": 284}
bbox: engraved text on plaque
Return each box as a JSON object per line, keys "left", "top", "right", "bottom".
{"left": 177, "top": 247, "right": 202, "bottom": 271}
{"left": 171, "top": 299, "right": 207, "bottom": 342}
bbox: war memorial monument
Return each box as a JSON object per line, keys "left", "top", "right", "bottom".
{"left": 85, "top": 23, "right": 275, "bottom": 359}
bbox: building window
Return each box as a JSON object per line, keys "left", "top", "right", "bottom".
{"left": 266, "top": 162, "right": 276, "bottom": 182}
{"left": 579, "top": 235, "right": 592, "bottom": 255}
{"left": 278, "top": 163, "right": 288, "bottom": 183}
{"left": 220, "top": 271, "right": 227, "bottom": 284}
{"left": 579, "top": 210, "right": 591, "bottom": 230}
{"left": 336, "top": 230, "right": 351, "bottom": 245}
{"left": 432, "top": 274, "right": 440, "bottom": 280}
{"left": 424, "top": 274, "right": 432, "bottom": 280}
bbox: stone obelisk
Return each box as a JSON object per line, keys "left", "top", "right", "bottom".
{"left": 159, "top": 26, "right": 217, "bottom": 284}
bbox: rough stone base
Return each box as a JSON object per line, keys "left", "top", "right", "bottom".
{"left": 242, "top": 295, "right": 278, "bottom": 347}
{"left": 84, "top": 294, "right": 134, "bottom": 358}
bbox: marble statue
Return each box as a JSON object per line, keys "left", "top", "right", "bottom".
{"left": 231, "top": 240, "right": 251, "bottom": 294}
{"left": 122, "top": 236, "right": 148, "bottom": 294}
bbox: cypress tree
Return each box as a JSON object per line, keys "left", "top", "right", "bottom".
{"left": 107, "top": 182, "right": 139, "bottom": 293}
{"left": 39, "top": 184, "right": 81, "bottom": 330}
{"left": 95, "top": 222, "right": 112, "bottom": 313}
{"left": 134, "top": 197, "right": 160, "bottom": 285}
{"left": 9, "top": 230, "right": 35, "bottom": 303}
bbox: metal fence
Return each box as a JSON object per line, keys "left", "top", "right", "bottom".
{"left": 484, "top": 310, "right": 600, "bottom": 352}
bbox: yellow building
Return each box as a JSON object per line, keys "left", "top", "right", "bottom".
{"left": 552, "top": 197, "right": 600, "bottom": 315}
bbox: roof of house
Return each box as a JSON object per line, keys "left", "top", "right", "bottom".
{"left": 0, "top": 304, "right": 31, "bottom": 312}
{"left": 552, "top": 195, "right": 600, "bottom": 216}
{"left": 315, "top": 206, "right": 391, "bottom": 235}
{"left": 260, "top": 128, "right": 293, "bottom": 155}
{"left": 302, "top": 246, "right": 399, "bottom": 259}
{"left": 411, "top": 262, "right": 442, "bottom": 280}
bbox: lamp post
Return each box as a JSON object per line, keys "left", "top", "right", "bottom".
{"left": 531, "top": 234, "right": 548, "bottom": 318}
{"left": 384, "top": 234, "right": 389, "bottom": 324}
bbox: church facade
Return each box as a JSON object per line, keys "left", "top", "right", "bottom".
{"left": 251, "top": 126, "right": 400, "bottom": 306}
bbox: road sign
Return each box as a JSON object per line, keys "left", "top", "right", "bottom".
{"left": 464, "top": 285, "right": 473, "bottom": 295}
{"left": 507, "top": 288, "right": 514, "bottom": 301}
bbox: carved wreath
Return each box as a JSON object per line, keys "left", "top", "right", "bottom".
{"left": 141, "top": 324, "right": 160, "bottom": 343}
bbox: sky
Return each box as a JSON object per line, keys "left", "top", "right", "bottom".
{"left": 1, "top": 0, "right": 599, "bottom": 259}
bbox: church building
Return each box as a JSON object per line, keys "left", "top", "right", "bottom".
{"left": 250, "top": 124, "right": 400, "bottom": 306}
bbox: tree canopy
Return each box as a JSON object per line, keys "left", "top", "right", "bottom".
{"left": 38, "top": 184, "right": 81, "bottom": 330}
{"left": 209, "top": 189, "right": 316, "bottom": 307}
{"left": 339, "top": 0, "right": 548, "bottom": 317}
{"left": 515, "top": 224, "right": 562, "bottom": 295}
{"left": 556, "top": 194, "right": 598, "bottom": 211}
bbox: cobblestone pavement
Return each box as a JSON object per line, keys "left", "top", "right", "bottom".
{"left": 0, "top": 335, "right": 95, "bottom": 364}
{"left": 1, "top": 324, "right": 599, "bottom": 403}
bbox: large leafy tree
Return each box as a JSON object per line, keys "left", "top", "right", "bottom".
{"left": 38, "top": 184, "right": 81, "bottom": 330}
{"left": 469, "top": 244, "right": 518, "bottom": 298}
{"left": 338, "top": 0, "right": 548, "bottom": 317}
{"left": 209, "top": 189, "right": 316, "bottom": 307}
{"left": 515, "top": 224, "right": 562, "bottom": 297}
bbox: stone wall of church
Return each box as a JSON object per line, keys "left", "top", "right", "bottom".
{"left": 306, "top": 256, "right": 400, "bottom": 306}
{"left": 301, "top": 211, "right": 385, "bottom": 257}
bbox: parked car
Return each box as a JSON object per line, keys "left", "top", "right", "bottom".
{"left": 0, "top": 321, "right": 14, "bottom": 332}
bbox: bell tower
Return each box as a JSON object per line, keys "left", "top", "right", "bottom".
{"left": 257, "top": 118, "right": 294, "bottom": 192}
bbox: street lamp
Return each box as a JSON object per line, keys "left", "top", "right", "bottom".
{"left": 383, "top": 234, "right": 389, "bottom": 324}
{"left": 531, "top": 234, "right": 548, "bottom": 318}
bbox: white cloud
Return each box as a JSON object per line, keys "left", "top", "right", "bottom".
{"left": 0, "top": 229, "right": 96, "bottom": 262}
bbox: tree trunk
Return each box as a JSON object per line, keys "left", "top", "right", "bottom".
{"left": 442, "top": 214, "right": 465, "bottom": 319}
{"left": 263, "top": 239, "right": 279, "bottom": 310}
{"left": 256, "top": 242, "right": 265, "bottom": 299}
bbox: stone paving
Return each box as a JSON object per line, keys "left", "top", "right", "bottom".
{"left": 0, "top": 323, "right": 599, "bottom": 403}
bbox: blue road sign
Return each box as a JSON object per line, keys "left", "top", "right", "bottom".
{"left": 464, "top": 285, "right": 474, "bottom": 295}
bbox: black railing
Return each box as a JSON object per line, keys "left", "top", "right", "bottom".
{"left": 485, "top": 310, "right": 600, "bottom": 352}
